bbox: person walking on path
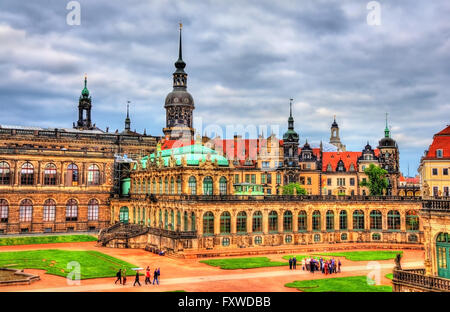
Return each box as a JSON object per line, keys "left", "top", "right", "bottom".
{"left": 301, "top": 258, "right": 306, "bottom": 271}
{"left": 288, "top": 258, "right": 293, "bottom": 270}
{"left": 338, "top": 259, "right": 342, "bottom": 273}
{"left": 305, "top": 258, "right": 310, "bottom": 271}
{"left": 310, "top": 258, "right": 315, "bottom": 274}
{"left": 157, "top": 267, "right": 161, "bottom": 284}
{"left": 145, "top": 266, "right": 151, "bottom": 285}
{"left": 115, "top": 269, "right": 122, "bottom": 285}
{"left": 122, "top": 269, "right": 127, "bottom": 285}
{"left": 133, "top": 271, "right": 141, "bottom": 286}
{"left": 293, "top": 257, "right": 297, "bottom": 270}
{"left": 152, "top": 268, "right": 159, "bottom": 285}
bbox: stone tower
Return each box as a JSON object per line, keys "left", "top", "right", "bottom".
{"left": 329, "top": 116, "right": 346, "bottom": 151}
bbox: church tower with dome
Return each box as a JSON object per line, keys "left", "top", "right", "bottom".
{"left": 75, "top": 75, "right": 94, "bottom": 130}
{"left": 163, "top": 24, "right": 195, "bottom": 141}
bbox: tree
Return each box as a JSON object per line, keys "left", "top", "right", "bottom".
{"left": 360, "top": 164, "right": 388, "bottom": 196}
{"left": 282, "top": 183, "right": 307, "bottom": 195}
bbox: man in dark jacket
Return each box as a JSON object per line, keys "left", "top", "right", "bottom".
{"left": 288, "top": 258, "right": 293, "bottom": 270}
{"left": 293, "top": 257, "right": 297, "bottom": 270}
{"left": 133, "top": 271, "right": 141, "bottom": 286}
{"left": 115, "top": 269, "right": 122, "bottom": 284}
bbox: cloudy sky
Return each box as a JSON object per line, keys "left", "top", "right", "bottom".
{"left": 0, "top": 0, "right": 449, "bottom": 176}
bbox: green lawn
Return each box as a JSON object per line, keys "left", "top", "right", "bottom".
{"left": 315, "top": 251, "right": 403, "bottom": 261}
{"left": 281, "top": 255, "right": 309, "bottom": 261}
{"left": 385, "top": 273, "right": 393, "bottom": 280}
{"left": 0, "top": 249, "right": 137, "bottom": 279}
{"left": 200, "top": 257, "right": 288, "bottom": 270}
{"left": 0, "top": 235, "right": 97, "bottom": 246}
{"left": 285, "top": 276, "right": 392, "bottom": 292}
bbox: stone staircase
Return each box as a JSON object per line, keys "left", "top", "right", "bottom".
{"left": 98, "top": 223, "right": 149, "bottom": 247}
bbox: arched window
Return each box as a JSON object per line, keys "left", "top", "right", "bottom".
{"left": 184, "top": 211, "right": 188, "bottom": 231}
{"left": 170, "top": 210, "right": 174, "bottom": 230}
{"left": 372, "top": 233, "right": 381, "bottom": 241}
{"left": 87, "top": 164, "right": 100, "bottom": 185}
{"left": 0, "top": 199, "right": 8, "bottom": 222}
{"left": 67, "top": 163, "right": 79, "bottom": 186}
{"left": 19, "top": 199, "right": 33, "bottom": 222}
{"left": 203, "top": 212, "right": 214, "bottom": 235}
{"left": 177, "top": 211, "right": 181, "bottom": 229}
{"left": 66, "top": 199, "right": 78, "bottom": 221}
{"left": 339, "top": 210, "right": 347, "bottom": 230}
{"left": 219, "top": 177, "right": 227, "bottom": 195}
{"left": 88, "top": 199, "right": 99, "bottom": 221}
{"left": 159, "top": 178, "right": 163, "bottom": 194}
{"left": 164, "top": 177, "right": 169, "bottom": 194}
{"left": 158, "top": 209, "right": 162, "bottom": 226}
{"left": 170, "top": 177, "right": 175, "bottom": 194}
{"left": 353, "top": 210, "right": 365, "bottom": 230}
{"left": 0, "top": 162, "right": 10, "bottom": 185}
{"left": 326, "top": 210, "right": 334, "bottom": 230}
{"left": 388, "top": 210, "right": 401, "bottom": 230}
{"left": 237, "top": 211, "right": 247, "bottom": 234}
{"left": 164, "top": 209, "right": 168, "bottom": 229}
{"left": 283, "top": 211, "right": 293, "bottom": 232}
{"left": 152, "top": 179, "right": 156, "bottom": 194}
{"left": 370, "top": 210, "right": 382, "bottom": 230}
{"left": 177, "top": 176, "right": 182, "bottom": 194}
{"left": 222, "top": 237, "right": 230, "bottom": 247}
{"left": 21, "top": 162, "right": 34, "bottom": 185}
{"left": 44, "top": 163, "right": 57, "bottom": 185}
{"left": 252, "top": 211, "right": 262, "bottom": 232}
{"left": 220, "top": 212, "right": 231, "bottom": 234}
{"left": 188, "top": 176, "right": 197, "bottom": 195}
{"left": 43, "top": 199, "right": 56, "bottom": 222}
{"left": 268, "top": 211, "right": 278, "bottom": 233}
{"left": 203, "top": 176, "right": 213, "bottom": 195}
{"left": 406, "top": 210, "right": 419, "bottom": 231}
{"left": 191, "top": 212, "right": 196, "bottom": 231}
{"left": 254, "top": 236, "right": 262, "bottom": 245}
{"left": 312, "top": 210, "right": 321, "bottom": 231}
{"left": 298, "top": 210, "right": 307, "bottom": 231}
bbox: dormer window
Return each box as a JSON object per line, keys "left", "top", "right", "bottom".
{"left": 336, "top": 160, "right": 346, "bottom": 172}
{"left": 436, "top": 149, "right": 443, "bottom": 158}
{"left": 349, "top": 163, "right": 355, "bottom": 172}
{"left": 327, "top": 164, "right": 332, "bottom": 172}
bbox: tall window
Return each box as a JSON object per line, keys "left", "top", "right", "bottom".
{"left": 44, "top": 163, "right": 57, "bottom": 185}
{"left": 164, "top": 177, "right": 169, "bottom": 194}
{"left": 283, "top": 211, "right": 293, "bottom": 232}
{"left": 237, "top": 211, "right": 247, "bottom": 234}
{"left": 177, "top": 176, "right": 182, "bottom": 194}
{"left": 19, "top": 199, "right": 33, "bottom": 222}
{"left": 312, "top": 210, "right": 321, "bottom": 231}
{"left": 219, "top": 177, "right": 227, "bottom": 195}
{"left": 191, "top": 212, "right": 196, "bottom": 231}
{"left": 0, "top": 162, "right": 10, "bottom": 185}
{"left": 170, "top": 177, "right": 175, "bottom": 194}
{"left": 164, "top": 209, "right": 168, "bottom": 229}
{"left": 0, "top": 199, "right": 8, "bottom": 222}
{"left": 87, "top": 164, "right": 100, "bottom": 185}
{"left": 203, "top": 176, "right": 213, "bottom": 195}
{"left": 43, "top": 199, "right": 56, "bottom": 222}
{"left": 67, "top": 163, "right": 79, "bottom": 186}
{"left": 388, "top": 210, "right": 401, "bottom": 230}
{"left": 21, "top": 162, "right": 34, "bottom": 185}
{"left": 177, "top": 211, "right": 181, "bottom": 229}
{"left": 252, "top": 211, "right": 262, "bottom": 232}
{"left": 406, "top": 210, "right": 419, "bottom": 231}
{"left": 188, "top": 176, "right": 197, "bottom": 195}
{"left": 269, "top": 211, "right": 278, "bottom": 232}
{"left": 370, "top": 210, "right": 382, "bottom": 230}
{"left": 66, "top": 199, "right": 78, "bottom": 221}
{"left": 220, "top": 212, "right": 231, "bottom": 234}
{"left": 184, "top": 211, "right": 188, "bottom": 231}
{"left": 353, "top": 210, "right": 365, "bottom": 230}
{"left": 203, "top": 212, "right": 214, "bottom": 235}
{"left": 339, "top": 210, "right": 347, "bottom": 230}
{"left": 88, "top": 199, "right": 99, "bottom": 221}
{"left": 326, "top": 210, "right": 334, "bottom": 230}
{"left": 170, "top": 210, "right": 174, "bottom": 230}
{"left": 298, "top": 210, "right": 307, "bottom": 231}
{"left": 152, "top": 179, "right": 156, "bottom": 194}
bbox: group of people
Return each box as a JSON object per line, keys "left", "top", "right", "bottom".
{"left": 288, "top": 256, "right": 342, "bottom": 274}
{"left": 114, "top": 266, "right": 161, "bottom": 286}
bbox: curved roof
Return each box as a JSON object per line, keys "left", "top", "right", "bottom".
{"left": 137, "top": 144, "right": 229, "bottom": 169}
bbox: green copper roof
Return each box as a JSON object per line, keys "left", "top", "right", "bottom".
{"left": 81, "top": 76, "right": 89, "bottom": 97}
{"left": 135, "top": 144, "right": 229, "bottom": 169}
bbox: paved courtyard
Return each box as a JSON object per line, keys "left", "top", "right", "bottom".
{"left": 0, "top": 242, "right": 424, "bottom": 292}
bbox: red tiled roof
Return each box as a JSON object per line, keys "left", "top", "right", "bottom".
{"left": 424, "top": 125, "right": 450, "bottom": 159}
{"left": 160, "top": 139, "right": 195, "bottom": 150}
{"left": 322, "top": 151, "right": 360, "bottom": 172}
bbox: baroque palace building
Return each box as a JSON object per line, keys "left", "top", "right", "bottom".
{"left": 0, "top": 76, "right": 158, "bottom": 234}
{"left": 105, "top": 26, "right": 425, "bottom": 253}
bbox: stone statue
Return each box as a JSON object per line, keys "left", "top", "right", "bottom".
{"left": 394, "top": 253, "right": 402, "bottom": 270}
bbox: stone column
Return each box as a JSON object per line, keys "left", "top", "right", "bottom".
{"left": 230, "top": 210, "right": 237, "bottom": 234}
{"left": 247, "top": 209, "right": 253, "bottom": 233}
{"left": 278, "top": 209, "right": 284, "bottom": 233}
{"left": 262, "top": 209, "right": 269, "bottom": 234}
{"left": 307, "top": 210, "right": 313, "bottom": 232}
{"left": 293, "top": 209, "right": 299, "bottom": 232}
{"left": 213, "top": 211, "right": 220, "bottom": 235}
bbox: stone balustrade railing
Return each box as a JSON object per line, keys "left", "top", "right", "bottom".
{"left": 393, "top": 268, "right": 450, "bottom": 292}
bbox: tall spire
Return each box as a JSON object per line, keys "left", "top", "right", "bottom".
{"left": 173, "top": 22, "right": 187, "bottom": 89}
{"left": 125, "top": 100, "right": 131, "bottom": 131}
{"left": 81, "top": 73, "right": 89, "bottom": 97}
{"left": 385, "top": 112, "right": 390, "bottom": 138}
{"left": 288, "top": 98, "right": 294, "bottom": 130}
